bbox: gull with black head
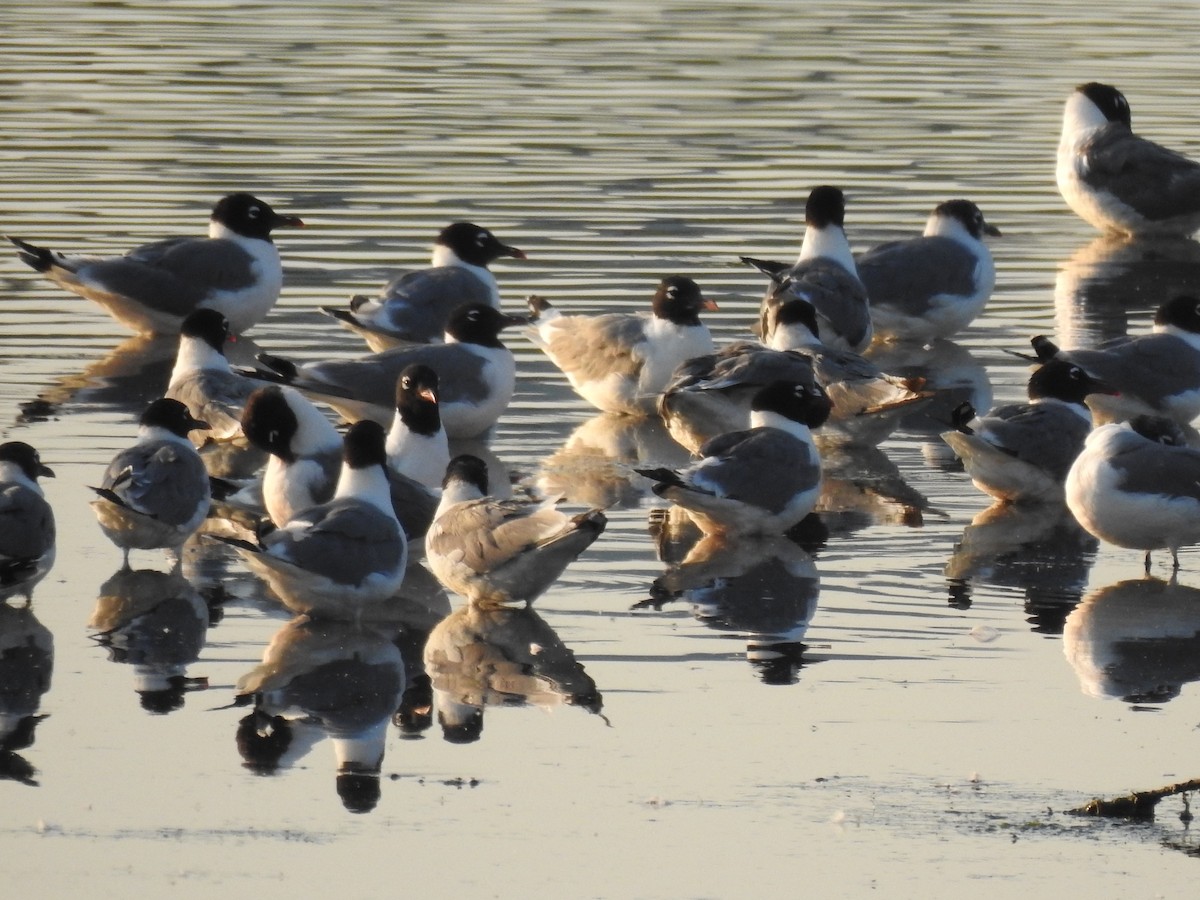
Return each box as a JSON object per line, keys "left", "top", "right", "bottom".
{"left": 527, "top": 275, "right": 718, "bottom": 417}
{"left": 857, "top": 199, "right": 1000, "bottom": 343}
{"left": 1057, "top": 82, "right": 1200, "bottom": 237}
{"left": 257, "top": 302, "right": 524, "bottom": 439}
{"left": 323, "top": 222, "right": 526, "bottom": 350}
{"left": 90, "top": 398, "right": 212, "bottom": 563}
{"left": 8, "top": 193, "right": 303, "bottom": 335}
{"left": 636, "top": 380, "right": 832, "bottom": 537}
{"left": 743, "top": 186, "right": 872, "bottom": 353}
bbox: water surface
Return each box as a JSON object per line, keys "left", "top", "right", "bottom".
{"left": 3, "top": 2, "right": 1200, "bottom": 896}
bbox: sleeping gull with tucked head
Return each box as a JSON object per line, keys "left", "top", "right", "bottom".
{"left": 1057, "top": 82, "right": 1200, "bottom": 237}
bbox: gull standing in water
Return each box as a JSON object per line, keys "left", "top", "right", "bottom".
{"left": 323, "top": 222, "right": 526, "bottom": 350}
{"left": 90, "top": 398, "right": 212, "bottom": 563}
{"left": 527, "top": 275, "right": 718, "bottom": 416}
{"left": 8, "top": 193, "right": 303, "bottom": 335}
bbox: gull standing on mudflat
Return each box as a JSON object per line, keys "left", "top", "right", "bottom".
{"left": 8, "top": 193, "right": 303, "bottom": 335}
{"left": 90, "top": 398, "right": 212, "bottom": 562}
{"left": 427, "top": 454, "right": 607, "bottom": 605}
{"left": 857, "top": 199, "right": 1000, "bottom": 343}
{"left": 0, "top": 442, "right": 56, "bottom": 598}
{"left": 942, "top": 358, "right": 1115, "bottom": 503}
{"left": 323, "top": 222, "right": 526, "bottom": 350}
{"left": 636, "top": 380, "right": 832, "bottom": 536}
{"left": 208, "top": 420, "right": 408, "bottom": 620}
{"left": 1066, "top": 416, "right": 1200, "bottom": 573}
{"left": 257, "top": 303, "right": 525, "bottom": 438}
{"left": 527, "top": 275, "right": 718, "bottom": 416}
{"left": 1057, "top": 82, "right": 1200, "bottom": 236}
{"left": 743, "top": 185, "right": 873, "bottom": 353}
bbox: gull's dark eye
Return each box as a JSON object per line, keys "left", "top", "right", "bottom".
{"left": 476, "top": 231, "right": 490, "bottom": 246}
{"left": 1069, "top": 365, "right": 1083, "bottom": 380}
{"left": 247, "top": 205, "right": 261, "bottom": 219}
{"left": 666, "top": 286, "right": 679, "bottom": 299}
{"left": 401, "top": 377, "right": 413, "bottom": 389}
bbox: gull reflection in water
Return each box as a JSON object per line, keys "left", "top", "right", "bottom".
{"left": 640, "top": 522, "right": 821, "bottom": 685}
{"left": 944, "top": 501, "right": 1098, "bottom": 629}
{"left": 16, "top": 332, "right": 267, "bottom": 426}
{"left": 0, "top": 601, "right": 53, "bottom": 785}
{"left": 1063, "top": 577, "right": 1200, "bottom": 705}
{"left": 1055, "top": 235, "right": 1200, "bottom": 351}
{"left": 233, "top": 616, "right": 406, "bottom": 814}
{"left": 865, "top": 339, "right": 993, "bottom": 467}
{"left": 88, "top": 565, "right": 213, "bottom": 714}
{"left": 538, "top": 412, "right": 693, "bottom": 509}
{"left": 424, "top": 602, "right": 605, "bottom": 744}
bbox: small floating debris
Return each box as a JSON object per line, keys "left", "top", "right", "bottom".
{"left": 970, "top": 625, "right": 1000, "bottom": 643}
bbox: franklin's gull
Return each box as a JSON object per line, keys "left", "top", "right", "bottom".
{"left": 386, "top": 364, "right": 449, "bottom": 492}
{"left": 427, "top": 454, "right": 607, "bottom": 605}
{"left": 208, "top": 420, "right": 408, "bottom": 620}
{"left": 1066, "top": 415, "right": 1200, "bottom": 572}
{"left": 1030, "top": 293, "right": 1200, "bottom": 426}
{"left": 942, "top": 358, "right": 1115, "bottom": 503}
{"left": 527, "top": 275, "right": 718, "bottom": 416}
{"left": 239, "top": 385, "right": 343, "bottom": 528}
{"left": 1058, "top": 82, "right": 1200, "bottom": 237}
{"left": 636, "top": 380, "right": 832, "bottom": 536}
{"left": 257, "top": 303, "right": 524, "bottom": 438}
{"left": 857, "top": 199, "right": 1000, "bottom": 343}
{"left": 323, "top": 222, "right": 526, "bottom": 350}
{"left": 90, "top": 398, "right": 212, "bottom": 561}
{"left": 166, "top": 308, "right": 262, "bottom": 444}
{"left": 0, "top": 442, "right": 55, "bottom": 598}
{"left": 8, "top": 193, "right": 303, "bottom": 335}
{"left": 743, "top": 185, "right": 872, "bottom": 353}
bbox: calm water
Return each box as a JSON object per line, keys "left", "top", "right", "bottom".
{"left": 4, "top": 1, "right": 1200, "bottom": 896}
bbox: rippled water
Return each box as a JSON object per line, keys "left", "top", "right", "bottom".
{"left": 4, "top": 1, "right": 1200, "bottom": 896}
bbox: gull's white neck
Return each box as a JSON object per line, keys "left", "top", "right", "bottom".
{"left": 386, "top": 416, "right": 448, "bottom": 490}
{"left": 170, "top": 335, "right": 228, "bottom": 380}
{"left": 140, "top": 424, "right": 196, "bottom": 448}
{"left": 208, "top": 220, "right": 268, "bottom": 244}
{"left": 1060, "top": 92, "right": 1111, "bottom": 146}
{"left": 334, "top": 463, "right": 395, "bottom": 517}
{"left": 436, "top": 478, "right": 484, "bottom": 516}
{"left": 432, "top": 245, "right": 500, "bottom": 304}
{"left": 750, "top": 408, "right": 813, "bottom": 442}
{"left": 924, "top": 214, "right": 979, "bottom": 247}
{"left": 798, "top": 223, "right": 858, "bottom": 275}
{"left": 766, "top": 321, "right": 822, "bottom": 352}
